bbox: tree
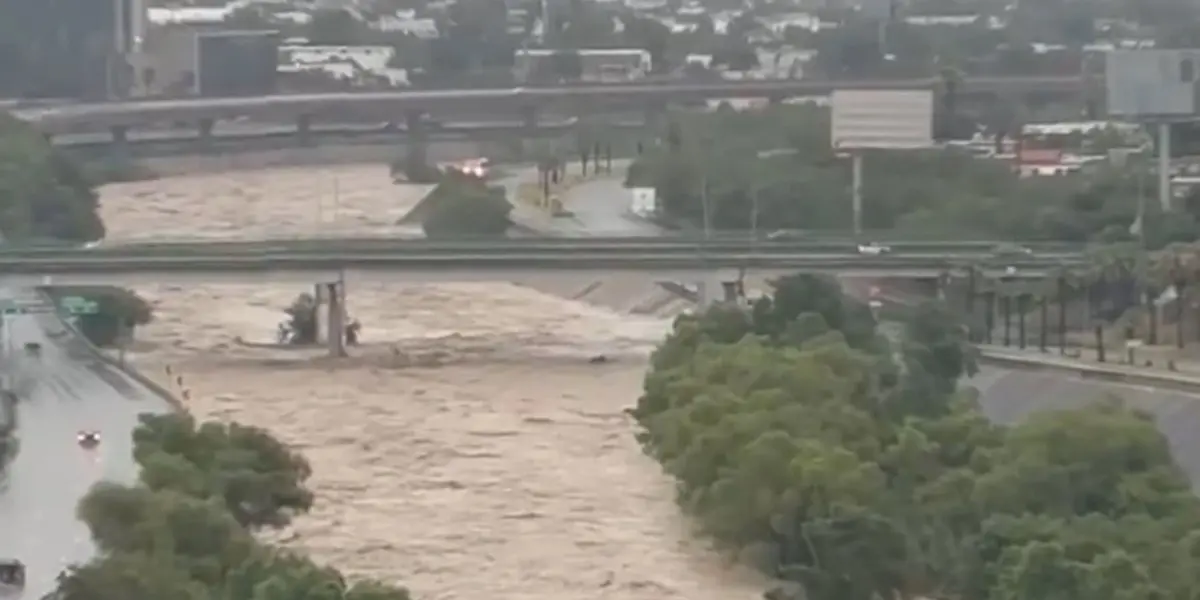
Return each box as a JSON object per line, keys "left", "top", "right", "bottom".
{"left": 306, "top": 9, "right": 368, "bottom": 46}
{"left": 0, "top": 114, "right": 154, "bottom": 344}
{"left": 422, "top": 173, "right": 513, "bottom": 237}
{"left": 284, "top": 292, "right": 319, "bottom": 345}
{"left": 624, "top": 105, "right": 1177, "bottom": 250}
{"left": 58, "top": 412, "right": 412, "bottom": 600}
{"left": 634, "top": 272, "right": 1200, "bottom": 600}
{"left": 42, "top": 286, "right": 154, "bottom": 346}
{"left": 0, "top": 114, "right": 104, "bottom": 242}
{"left": 131, "top": 413, "right": 314, "bottom": 529}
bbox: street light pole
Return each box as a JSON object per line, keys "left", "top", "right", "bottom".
{"left": 1158, "top": 121, "right": 1172, "bottom": 213}
{"left": 851, "top": 152, "right": 864, "bottom": 236}
{"left": 750, "top": 186, "right": 760, "bottom": 243}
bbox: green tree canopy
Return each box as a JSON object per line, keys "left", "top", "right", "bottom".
{"left": 0, "top": 113, "right": 153, "bottom": 344}
{"left": 626, "top": 105, "right": 1192, "bottom": 249}
{"left": 634, "top": 272, "right": 1200, "bottom": 600}
{"left": 0, "top": 114, "right": 104, "bottom": 243}
{"left": 58, "top": 413, "right": 411, "bottom": 600}
{"left": 422, "top": 172, "right": 514, "bottom": 237}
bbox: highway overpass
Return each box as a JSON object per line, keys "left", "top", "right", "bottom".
{"left": 0, "top": 237, "right": 1086, "bottom": 355}
{"left": 50, "top": 119, "right": 646, "bottom": 159}
{"left": 15, "top": 76, "right": 1090, "bottom": 140}
{"left": 0, "top": 238, "right": 1086, "bottom": 285}
{"left": 0, "top": 231, "right": 1090, "bottom": 355}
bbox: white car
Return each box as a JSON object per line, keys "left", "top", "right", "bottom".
{"left": 857, "top": 242, "right": 892, "bottom": 255}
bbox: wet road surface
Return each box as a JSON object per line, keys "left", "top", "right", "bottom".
{"left": 0, "top": 289, "right": 171, "bottom": 599}
{"left": 973, "top": 366, "right": 1200, "bottom": 489}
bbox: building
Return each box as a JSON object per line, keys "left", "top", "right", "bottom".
{"left": 278, "top": 45, "right": 410, "bottom": 88}
{"left": 196, "top": 30, "right": 280, "bottom": 97}
{"left": 142, "top": 26, "right": 280, "bottom": 97}
{"left": 0, "top": 0, "right": 147, "bottom": 99}
{"left": 514, "top": 48, "right": 651, "bottom": 83}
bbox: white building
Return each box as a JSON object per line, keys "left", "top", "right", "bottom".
{"left": 514, "top": 48, "right": 651, "bottom": 83}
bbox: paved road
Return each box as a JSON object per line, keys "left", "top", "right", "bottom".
{"left": 502, "top": 160, "right": 663, "bottom": 237}
{"left": 0, "top": 289, "right": 171, "bottom": 599}
{"left": 973, "top": 366, "right": 1200, "bottom": 488}
{"left": 561, "top": 174, "right": 663, "bottom": 236}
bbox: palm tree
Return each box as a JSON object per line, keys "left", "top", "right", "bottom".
{"left": 935, "top": 66, "right": 964, "bottom": 140}
{"left": 573, "top": 115, "right": 606, "bottom": 176}
{"left": 1046, "top": 265, "right": 1079, "bottom": 355}
{"left": 1037, "top": 285, "right": 1049, "bottom": 352}
{"left": 1070, "top": 243, "right": 1155, "bottom": 359}
{"left": 1147, "top": 242, "right": 1200, "bottom": 348}
{"left": 961, "top": 263, "right": 980, "bottom": 340}
{"left": 953, "top": 262, "right": 994, "bottom": 344}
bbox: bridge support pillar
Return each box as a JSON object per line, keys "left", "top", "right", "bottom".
{"left": 696, "top": 272, "right": 739, "bottom": 309}
{"left": 325, "top": 281, "right": 346, "bottom": 357}
{"left": 722, "top": 281, "right": 740, "bottom": 302}
{"left": 520, "top": 105, "right": 538, "bottom": 136}
{"left": 111, "top": 125, "right": 129, "bottom": 157}
{"left": 405, "top": 109, "right": 427, "bottom": 171}
{"left": 197, "top": 118, "right": 214, "bottom": 150}
{"left": 297, "top": 114, "right": 312, "bottom": 146}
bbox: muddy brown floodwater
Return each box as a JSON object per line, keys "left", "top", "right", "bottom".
{"left": 97, "top": 165, "right": 768, "bottom": 600}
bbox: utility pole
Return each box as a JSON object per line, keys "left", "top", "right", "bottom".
{"left": 750, "top": 186, "right": 760, "bottom": 243}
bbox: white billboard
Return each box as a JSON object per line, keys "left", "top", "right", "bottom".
{"left": 1106, "top": 50, "right": 1200, "bottom": 118}
{"left": 831, "top": 89, "right": 934, "bottom": 150}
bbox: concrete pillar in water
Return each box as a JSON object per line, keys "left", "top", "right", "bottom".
{"left": 405, "top": 109, "right": 427, "bottom": 170}
{"left": 197, "top": 117, "right": 214, "bottom": 150}
{"left": 722, "top": 281, "right": 739, "bottom": 303}
{"left": 326, "top": 282, "right": 346, "bottom": 357}
{"left": 111, "top": 125, "right": 129, "bottom": 159}
{"left": 695, "top": 272, "right": 733, "bottom": 309}
{"left": 297, "top": 114, "right": 312, "bottom": 146}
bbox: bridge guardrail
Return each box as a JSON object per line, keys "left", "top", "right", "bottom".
{"left": 0, "top": 237, "right": 1092, "bottom": 258}
{"left": 0, "top": 246, "right": 1088, "bottom": 265}
{"left": 0, "top": 251, "right": 1086, "bottom": 275}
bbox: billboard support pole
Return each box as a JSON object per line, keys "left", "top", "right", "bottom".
{"left": 1158, "top": 121, "right": 1172, "bottom": 212}
{"left": 851, "top": 151, "right": 864, "bottom": 236}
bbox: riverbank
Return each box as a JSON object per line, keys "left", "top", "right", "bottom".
{"left": 96, "top": 164, "right": 769, "bottom": 600}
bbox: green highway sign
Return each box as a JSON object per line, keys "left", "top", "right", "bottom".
{"left": 59, "top": 296, "right": 99, "bottom": 315}
{"left": 0, "top": 300, "right": 27, "bottom": 316}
